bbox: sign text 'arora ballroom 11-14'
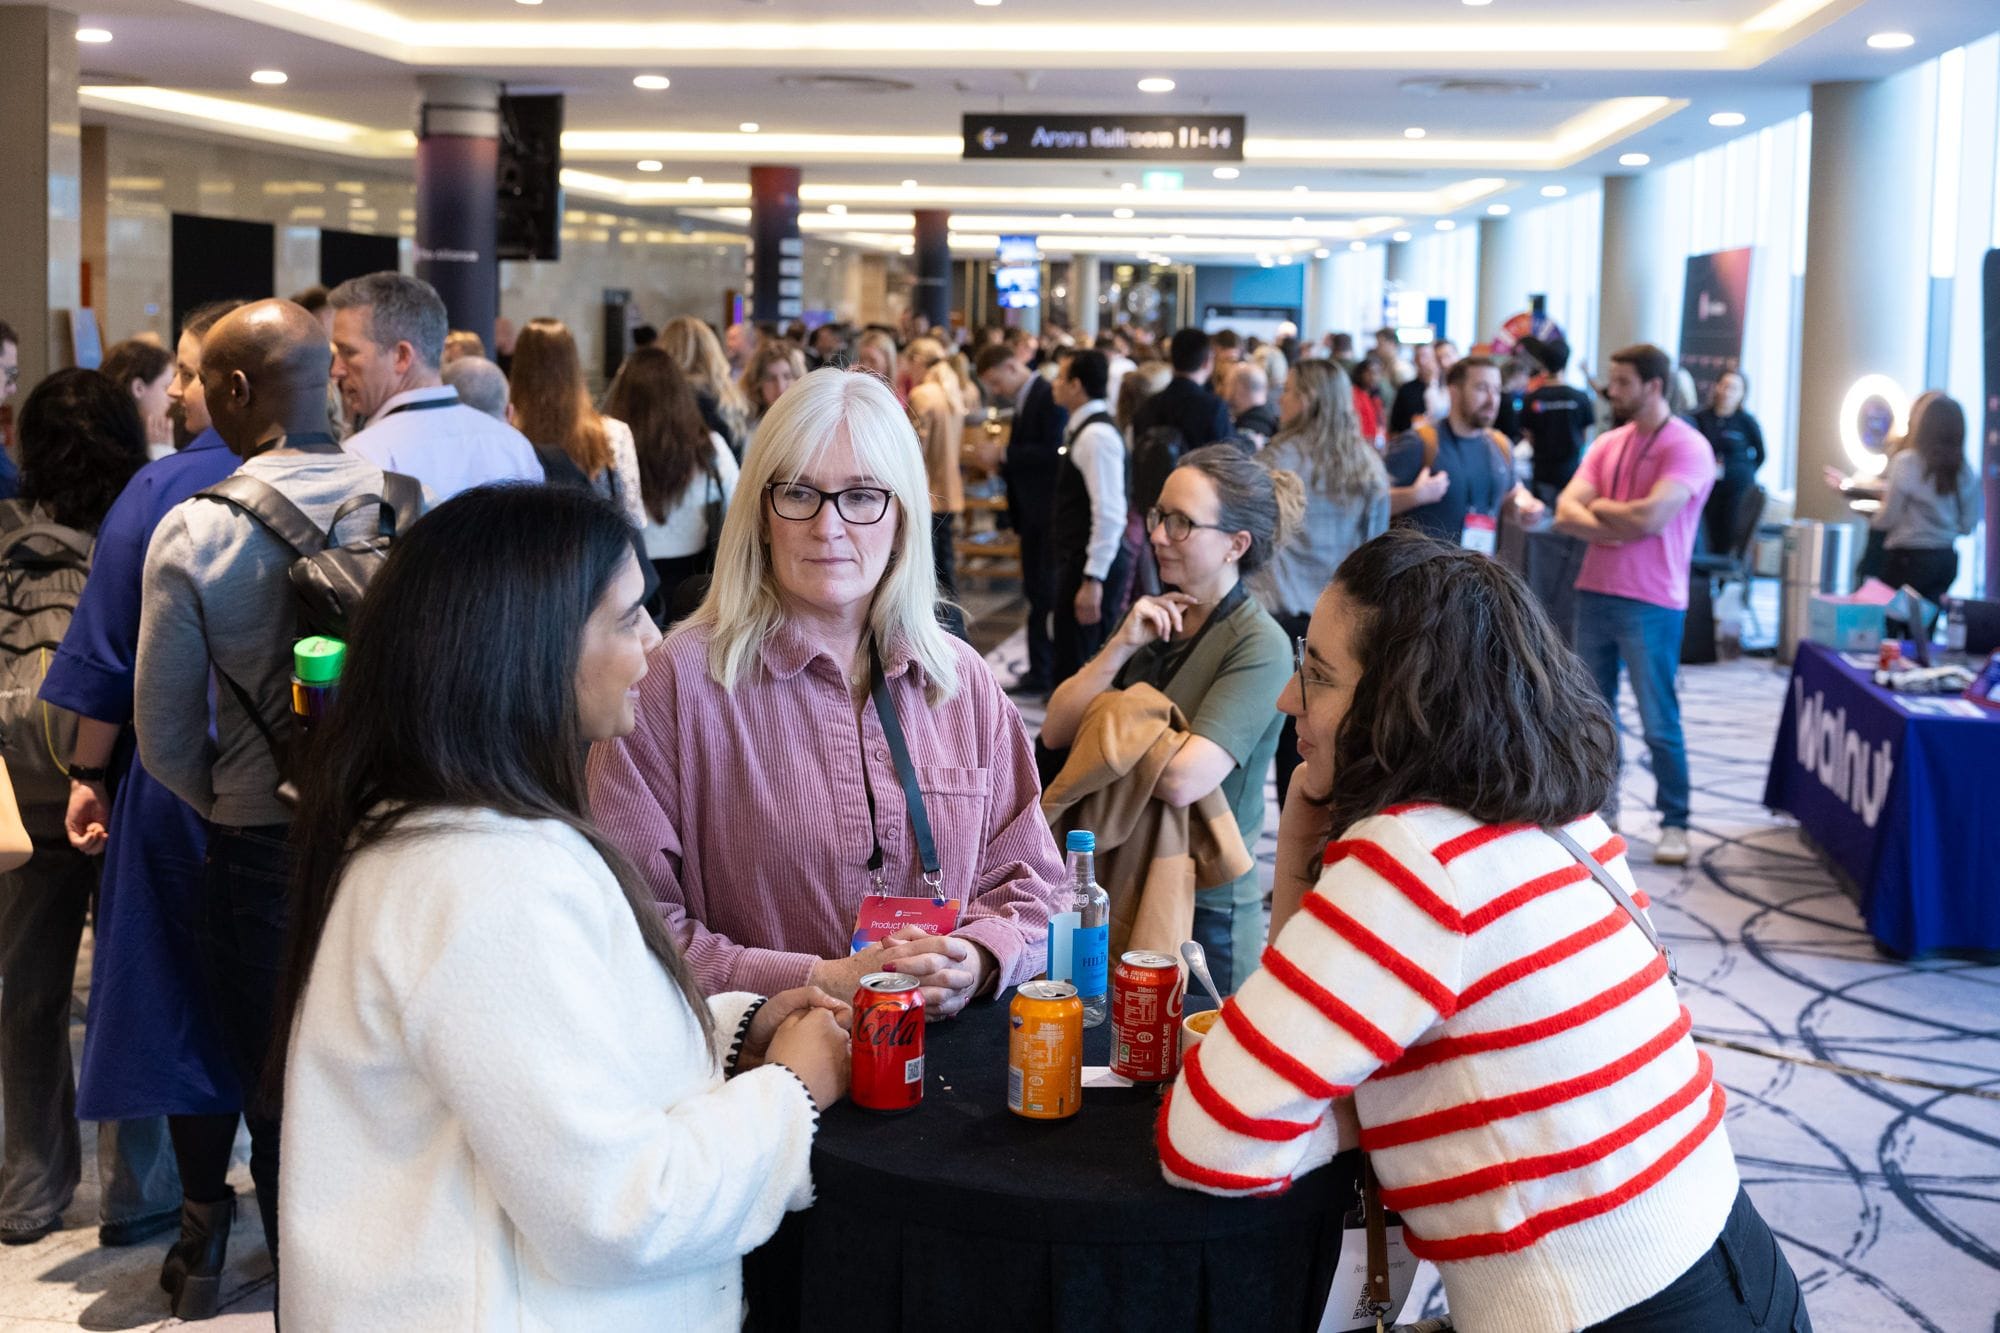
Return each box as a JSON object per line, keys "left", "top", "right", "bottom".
{"left": 962, "top": 114, "right": 1245, "bottom": 162}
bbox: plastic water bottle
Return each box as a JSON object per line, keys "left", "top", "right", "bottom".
{"left": 1046, "top": 830, "right": 1110, "bottom": 1027}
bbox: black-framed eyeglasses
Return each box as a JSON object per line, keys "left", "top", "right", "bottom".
{"left": 1294, "top": 635, "right": 1335, "bottom": 703}
{"left": 764, "top": 481, "right": 895, "bottom": 525}
{"left": 1145, "top": 507, "right": 1234, "bottom": 543}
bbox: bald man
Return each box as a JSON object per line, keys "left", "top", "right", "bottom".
{"left": 134, "top": 298, "right": 422, "bottom": 1279}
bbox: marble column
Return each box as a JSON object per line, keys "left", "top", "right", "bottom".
{"left": 0, "top": 6, "right": 82, "bottom": 393}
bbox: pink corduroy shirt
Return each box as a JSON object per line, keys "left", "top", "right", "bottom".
{"left": 587, "top": 619, "right": 1066, "bottom": 997}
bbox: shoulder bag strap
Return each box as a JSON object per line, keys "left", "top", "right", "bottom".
{"left": 212, "top": 661, "right": 288, "bottom": 776}
{"left": 868, "top": 640, "right": 941, "bottom": 889}
{"left": 1362, "top": 1155, "right": 1394, "bottom": 1311}
{"left": 197, "top": 474, "right": 327, "bottom": 558}
{"left": 1547, "top": 825, "right": 1672, "bottom": 974}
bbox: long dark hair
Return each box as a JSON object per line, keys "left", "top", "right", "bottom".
{"left": 1319, "top": 529, "right": 1618, "bottom": 836}
{"left": 15, "top": 368, "right": 148, "bottom": 530}
{"left": 603, "top": 346, "right": 713, "bottom": 524}
{"left": 1912, "top": 394, "right": 1967, "bottom": 496}
{"left": 265, "top": 485, "right": 713, "bottom": 1109}
{"left": 511, "top": 318, "right": 611, "bottom": 478}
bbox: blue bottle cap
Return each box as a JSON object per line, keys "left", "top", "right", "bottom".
{"left": 1066, "top": 829, "right": 1095, "bottom": 853}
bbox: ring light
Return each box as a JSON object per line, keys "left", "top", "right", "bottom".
{"left": 1838, "top": 374, "right": 1909, "bottom": 477}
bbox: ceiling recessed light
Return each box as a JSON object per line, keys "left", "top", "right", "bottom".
{"left": 1120, "top": 182, "right": 1137, "bottom": 192}
{"left": 514, "top": 0, "right": 540, "bottom": 6}
{"left": 633, "top": 75, "right": 670, "bottom": 91}
{"left": 1463, "top": 0, "right": 1493, "bottom": 6}
{"left": 1619, "top": 152, "right": 1652, "bottom": 167}
{"left": 1435, "top": 219, "right": 1457, "bottom": 231}
{"left": 1292, "top": 184, "right": 1309, "bottom": 193}
{"left": 901, "top": 178, "right": 917, "bottom": 188}
{"left": 636, "top": 160, "right": 663, "bottom": 172}
{"left": 687, "top": 175, "right": 703, "bottom": 186}
{"left": 75, "top": 26, "right": 112, "bottom": 42}
{"left": 1540, "top": 184, "right": 1568, "bottom": 198}
{"left": 1112, "top": 207, "right": 1134, "bottom": 219}
{"left": 250, "top": 69, "right": 288, "bottom": 85}
{"left": 974, "top": 0, "right": 1003, "bottom": 6}
{"left": 1212, "top": 167, "right": 1239, "bottom": 181}
{"left": 1348, "top": 240, "right": 1367, "bottom": 252}
{"left": 1291, "top": 215, "right": 1305, "bottom": 224}
{"left": 1312, "top": 247, "right": 1330, "bottom": 258}
{"left": 827, "top": 203, "right": 847, "bottom": 215}
{"left": 1059, "top": 212, "right": 1073, "bottom": 220}
{"left": 1487, "top": 203, "right": 1511, "bottom": 216}
{"left": 1708, "top": 111, "right": 1746, "bottom": 128}
{"left": 739, "top": 121, "right": 760, "bottom": 133}
{"left": 1404, "top": 127, "right": 1427, "bottom": 140}
{"left": 1137, "top": 77, "right": 1176, "bottom": 94}
{"left": 1392, "top": 230, "right": 1412, "bottom": 243}
{"left": 1866, "top": 31, "right": 1915, "bottom": 50}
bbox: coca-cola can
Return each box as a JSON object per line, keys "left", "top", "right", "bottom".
{"left": 852, "top": 971, "right": 925, "bottom": 1113}
{"left": 1111, "top": 950, "right": 1184, "bottom": 1083}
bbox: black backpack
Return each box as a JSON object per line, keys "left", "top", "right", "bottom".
{"left": 0, "top": 502, "right": 92, "bottom": 838}
{"left": 194, "top": 471, "right": 422, "bottom": 801}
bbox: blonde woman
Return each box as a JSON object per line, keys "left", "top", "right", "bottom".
{"left": 902, "top": 336, "right": 966, "bottom": 602}
{"left": 1257, "top": 358, "right": 1390, "bottom": 806}
{"left": 660, "top": 316, "right": 751, "bottom": 455}
{"left": 853, "top": 330, "right": 900, "bottom": 399}
{"left": 588, "top": 370, "right": 1065, "bottom": 1019}
{"left": 739, "top": 341, "right": 808, "bottom": 451}
{"left": 508, "top": 318, "right": 646, "bottom": 528}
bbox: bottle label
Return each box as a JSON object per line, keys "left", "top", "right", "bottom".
{"left": 1047, "top": 910, "right": 1080, "bottom": 981}
{"left": 1074, "top": 924, "right": 1109, "bottom": 999}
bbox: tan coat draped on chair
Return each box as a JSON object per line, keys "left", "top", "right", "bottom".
{"left": 1040, "top": 683, "right": 1253, "bottom": 960}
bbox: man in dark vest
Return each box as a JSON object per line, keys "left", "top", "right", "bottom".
{"left": 1049, "top": 349, "right": 1128, "bottom": 687}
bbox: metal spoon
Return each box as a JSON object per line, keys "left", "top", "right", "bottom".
{"left": 1180, "top": 940, "right": 1225, "bottom": 1013}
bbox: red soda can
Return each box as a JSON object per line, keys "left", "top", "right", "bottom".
{"left": 1111, "top": 950, "right": 1184, "bottom": 1082}
{"left": 851, "top": 972, "right": 925, "bottom": 1113}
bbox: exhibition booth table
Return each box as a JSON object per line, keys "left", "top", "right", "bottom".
{"left": 1764, "top": 641, "right": 2000, "bottom": 956}
{"left": 743, "top": 992, "right": 1352, "bottom": 1333}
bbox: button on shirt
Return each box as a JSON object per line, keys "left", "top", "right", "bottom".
{"left": 586, "top": 622, "right": 1067, "bottom": 996}
{"left": 343, "top": 385, "right": 543, "bottom": 503}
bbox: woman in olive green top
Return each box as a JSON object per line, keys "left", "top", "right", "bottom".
{"left": 1041, "top": 445, "right": 1302, "bottom": 991}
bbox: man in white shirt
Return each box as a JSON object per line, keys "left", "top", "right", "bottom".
{"left": 1049, "top": 349, "right": 1129, "bottom": 687}
{"left": 331, "top": 273, "right": 542, "bottom": 502}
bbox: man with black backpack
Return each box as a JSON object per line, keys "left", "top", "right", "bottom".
{"left": 135, "top": 298, "right": 423, "bottom": 1279}
{"left": 1049, "top": 349, "right": 1128, "bottom": 687}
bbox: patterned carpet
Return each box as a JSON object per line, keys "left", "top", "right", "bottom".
{"left": 992, "top": 633, "right": 2000, "bottom": 1333}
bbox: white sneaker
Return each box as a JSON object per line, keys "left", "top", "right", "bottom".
{"left": 1654, "top": 827, "right": 1690, "bottom": 866}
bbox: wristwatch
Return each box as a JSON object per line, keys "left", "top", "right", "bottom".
{"left": 66, "top": 763, "right": 109, "bottom": 784}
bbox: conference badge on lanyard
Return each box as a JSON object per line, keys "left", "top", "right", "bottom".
{"left": 849, "top": 638, "right": 964, "bottom": 952}
{"left": 1460, "top": 512, "right": 1498, "bottom": 557}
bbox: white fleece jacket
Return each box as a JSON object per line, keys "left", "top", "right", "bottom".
{"left": 279, "top": 808, "right": 818, "bottom": 1332}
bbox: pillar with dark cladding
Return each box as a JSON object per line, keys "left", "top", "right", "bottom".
{"left": 414, "top": 74, "right": 500, "bottom": 346}
{"left": 0, "top": 6, "right": 81, "bottom": 393}
{"left": 912, "top": 209, "right": 952, "bottom": 334}
{"left": 749, "top": 165, "right": 803, "bottom": 328}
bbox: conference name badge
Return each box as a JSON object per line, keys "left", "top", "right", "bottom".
{"left": 851, "top": 894, "right": 965, "bottom": 953}
{"left": 1460, "top": 513, "right": 1498, "bottom": 557}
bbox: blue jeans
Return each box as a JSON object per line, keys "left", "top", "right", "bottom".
{"left": 1574, "top": 591, "right": 1691, "bottom": 829}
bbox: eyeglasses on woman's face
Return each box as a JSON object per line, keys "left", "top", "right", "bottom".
{"left": 1293, "top": 635, "right": 1339, "bottom": 706}
{"left": 764, "top": 481, "right": 895, "bottom": 525}
{"left": 1144, "top": 506, "right": 1234, "bottom": 544}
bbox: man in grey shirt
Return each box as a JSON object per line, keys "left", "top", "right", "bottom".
{"left": 136, "top": 297, "right": 417, "bottom": 1276}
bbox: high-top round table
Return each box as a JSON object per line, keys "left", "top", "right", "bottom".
{"left": 744, "top": 989, "right": 1354, "bottom": 1333}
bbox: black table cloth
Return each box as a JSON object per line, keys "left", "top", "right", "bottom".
{"left": 744, "top": 990, "right": 1354, "bottom": 1333}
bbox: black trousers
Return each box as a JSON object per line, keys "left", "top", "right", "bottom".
{"left": 1008, "top": 487, "right": 1055, "bottom": 687}
{"left": 1704, "top": 466, "right": 1757, "bottom": 555}
{"left": 1051, "top": 554, "right": 1131, "bottom": 690}
{"left": 1879, "top": 546, "right": 1959, "bottom": 606}
{"left": 200, "top": 822, "right": 293, "bottom": 1264}
{"left": 1271, "top": 611, "right": 1313, "bottom": 812}
{"left": 1585, "top": 1187, "right": 1810, "bottom": 1330}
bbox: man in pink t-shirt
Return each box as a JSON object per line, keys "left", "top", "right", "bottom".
{"left": 1555, "top": 343, "right": 1716, "bottom": 865}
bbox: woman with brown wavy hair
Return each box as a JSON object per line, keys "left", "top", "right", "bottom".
{"left": 603, "top": 346, "right": 738, "bottom": 619}
{"left": 508, "top": 318, "right": 645, "bottom": 527}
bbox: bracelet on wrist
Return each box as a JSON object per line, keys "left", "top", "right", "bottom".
{"left": 67, "top": 763, "right": 109, "bottom": 784}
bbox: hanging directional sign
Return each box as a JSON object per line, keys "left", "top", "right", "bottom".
{"left": 962, "top": 113, "right": 1245, "bottom": 162}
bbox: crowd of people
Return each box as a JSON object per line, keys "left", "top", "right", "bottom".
{"left": 8, "top": 277, "right": 1960, "bottom": 1330}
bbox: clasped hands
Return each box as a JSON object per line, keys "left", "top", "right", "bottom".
{"left": 808, "top": 924, "right": 995, "bottom": 1020}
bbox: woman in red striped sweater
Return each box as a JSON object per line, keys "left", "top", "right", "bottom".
{"left": 1159, "top": 529, "right": 1810, "bottom": 1332}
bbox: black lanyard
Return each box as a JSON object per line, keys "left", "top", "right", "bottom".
{"left": 1611, "top": 424, "right": 1666, "bottom": 501}
{"left": 379, "top": 393, "right": 459, "bottom": 420}
{"left": 863, "top": 640, "right": 941, "bottom": 894}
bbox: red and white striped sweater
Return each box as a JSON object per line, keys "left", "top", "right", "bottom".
{"left": 1158, "top": 805, "right": 1738, "bottom": 1333}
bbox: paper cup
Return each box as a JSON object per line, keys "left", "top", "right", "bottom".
{"left": 1181, "top": 1008, "right": 1219, "bottom": 1054}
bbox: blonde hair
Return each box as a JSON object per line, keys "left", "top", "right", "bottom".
{"left": 660, "top": 316, "right": 750, "bottom": 435}
{"left": 686, "top": 368, "right": 961, "bottom": 704}
{"left": 855, "top": 329, "right": 899, "bottom": 388}
{"left": 1272, "top": 359, "right": 1385, "bottom": 497}
{"left": 741, "top": 341, "right": 809, "bottom": 420}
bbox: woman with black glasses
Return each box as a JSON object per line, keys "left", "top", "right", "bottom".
{"left": 1040, "top": 445, "right": 1301, "bottom": 992}
{"left": 589, "top": 369, "right": 1066, "bottom": 1020}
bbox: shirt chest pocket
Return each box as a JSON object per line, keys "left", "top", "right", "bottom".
{"left": 913, "top": 765, "right": 991, "bottom": 898}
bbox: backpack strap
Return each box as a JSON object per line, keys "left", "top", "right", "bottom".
{"left": 1415, "top": 422, "right": 1438, "bottom": 472}
{"left": 197, "top": 474, "right": 328, "bottom": 558}
{"left": 326, "top": 471, "right": 424, "bottom": 542}
{"left": 1484, "top": 428, "right": 1516, "bottom": 474}
{"left": 0, "top": 521, "right": 95, "bottom": 567}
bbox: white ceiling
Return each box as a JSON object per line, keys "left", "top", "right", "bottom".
{"left": 66, "top": 0, "right": 2000, "bottom": 253}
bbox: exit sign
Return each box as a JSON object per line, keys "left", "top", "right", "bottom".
{"left": 1141, "top": 170, "right": 1184, "bottom": 192}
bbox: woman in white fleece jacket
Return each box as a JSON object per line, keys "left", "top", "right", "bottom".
{"left": 271, "top": 485, "right": 849, "bottom": 1331}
